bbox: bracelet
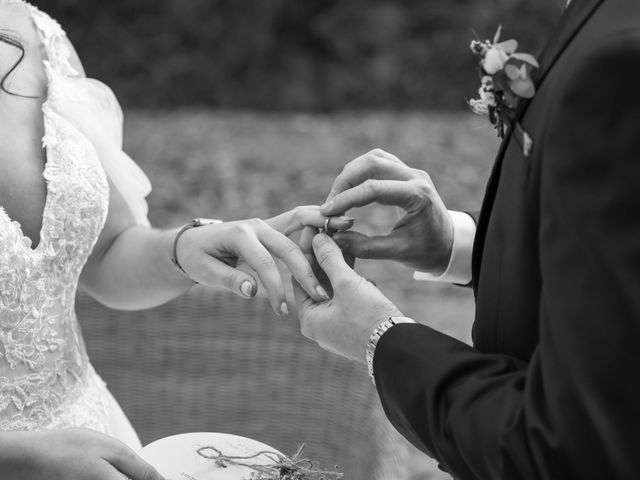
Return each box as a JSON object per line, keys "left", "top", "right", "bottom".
{"left": 366, "top": 316, "right": 416, "bottom": 386}
{"left": 170, "top": 218, "right": 223, "bottom": 283}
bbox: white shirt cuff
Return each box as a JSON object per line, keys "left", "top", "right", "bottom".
{"left": 413, "top": 210, "right": 475, "bottom": 284}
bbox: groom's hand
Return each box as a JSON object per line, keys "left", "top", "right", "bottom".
{"left": 293, "top": 233, "right": 402, "bottom": 363}
{"left": 322, "top": 149, "right": 453, "bottom": 275}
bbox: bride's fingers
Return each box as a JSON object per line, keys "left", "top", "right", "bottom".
{"left": 102, "top": 441, "right": 166, "bottom": 480}
{"left": 282, "top": 210, "right": 354, "bottom": 237}
{"left": 257, "top": 225, "right": 330, "bottom": 303}
{"left": 265, "top": 206, "right": 354, "bottom": 237}
{"left": 233, "top": 236, "right": 290, "bottom": 317}
{"left": 265, "top": 205, "right": 318, "bottom": 233}
{"left": 193, "top": 254, "right": 258, "bottom": 299}
{"left": 325, "top": 149, "right": 413, "bottom": 202}
{"left": 331, "top": 230, "right": 399, "bottom": 260}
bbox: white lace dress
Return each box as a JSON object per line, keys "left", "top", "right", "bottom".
{"left": 0, "top": 0, "right": 151, "bottom": 450}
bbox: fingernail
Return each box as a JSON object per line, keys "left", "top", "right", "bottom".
{"left": 316, "top": 285, "right": 330, "bottom": 301}
{"left": 280, "top": 302, "right": 289, "bottom": 318}
{"left": 240, "top": 280, "right": 254, "bottom": 298}
{"left": 338, "top": 216, "right": 355, "bottom": 222}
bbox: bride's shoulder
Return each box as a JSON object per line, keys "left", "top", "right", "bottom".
{"left": 0, "top": 2, "right": 85, "bottom": 78}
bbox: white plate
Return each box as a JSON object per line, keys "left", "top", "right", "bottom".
{"left": 140, "top": 432, "right": 284, "bottom": 480}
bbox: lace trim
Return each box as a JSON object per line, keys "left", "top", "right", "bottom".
{"left": 0, "top": 367, "right": 111, "bottom": 433}
{"left": 40, "top": 109, "right": 110, "bottom": 264}
{"left": 27, "top": 4, "right": 78, "bottom": 78}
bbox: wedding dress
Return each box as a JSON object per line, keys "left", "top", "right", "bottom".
{"left": 0, "top": 0, "right": 151, "bottom": 449}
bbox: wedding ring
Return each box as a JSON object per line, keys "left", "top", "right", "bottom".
{"left": 323, "top": 216, "right": 336, "bottom": 235}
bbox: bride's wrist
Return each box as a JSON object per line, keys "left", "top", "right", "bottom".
{"left": 169, "top": 218, "right": 223, "bottom": 285}
{"left": 163, "top": 227, "right": 198, "bottom": 287}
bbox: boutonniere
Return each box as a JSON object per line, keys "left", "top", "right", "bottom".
{"left": 469, "top": 26, "right": 539, "bottom": 148}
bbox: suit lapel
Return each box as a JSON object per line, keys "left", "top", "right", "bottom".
{"left": 471, "top": 0, "right": 606, "bottom": 293}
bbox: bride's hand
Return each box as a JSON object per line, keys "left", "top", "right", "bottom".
{"left": 265, "top": 205, "right": 354, "bottom": 237}
{"left": 1, "top": 428, "right": 165, "bottom": 480}
{"left": 175, "top": 208, "right": 353, "bottom": 318}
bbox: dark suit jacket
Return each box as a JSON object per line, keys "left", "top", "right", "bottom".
{"left": 374, "top": 0, "right": 640, "bottom": 478}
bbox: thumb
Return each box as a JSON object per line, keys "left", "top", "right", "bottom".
{"left": 292, "top": 277, "right": 313, "bottom": 320}
{"left": 106, "top": 446, "right": 166, "bottom": 480}
{"left": 332, "top": 230, "right": 398, "bottom": 260}
{"left": 299, "top": 226, "right": 318, "bottom": 263}
{"left": 312, "top": 233, "right": 355, "bottom": 284}
{"left": 196, "top": 255, "right": 258, "bottom": 298}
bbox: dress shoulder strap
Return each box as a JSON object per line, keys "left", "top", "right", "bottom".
{"left": 24, "top": 3, "right": 78, "bottom": 77}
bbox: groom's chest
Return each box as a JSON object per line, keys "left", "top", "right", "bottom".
{"left": 471, "top": 20, "right": 604, "bottom": 361}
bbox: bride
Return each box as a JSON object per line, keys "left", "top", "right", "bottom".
{"left": 0, "top": 1, "right": 352, "bottom": 478}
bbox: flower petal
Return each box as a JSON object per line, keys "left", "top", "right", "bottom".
{"left": 496, "top": 39, "right": 518, "bottom": 54}
{"left": 510, "top": 77, "right": 536, "bottom": 98}
{"left": 493, "top": 25, "right": 503, "bottom": 44}
{"left": 510, "top": 52, "right": 540, "bottom": 68}
{"left": 505, "top": 64, "right": 522, "bottom": 80}
{"left": 505, "top": 63, "right": 528, "bottom": 80}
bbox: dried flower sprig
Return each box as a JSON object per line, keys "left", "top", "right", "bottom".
{"left": 197, "top": 444, "right": 344, "bottom": 480}
{"left": 469, "top": 26, "right": 539, "bottom": 137}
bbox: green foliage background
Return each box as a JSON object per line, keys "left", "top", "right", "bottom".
{"left": 34, "top": 0, "right": 562, "bottom": 110}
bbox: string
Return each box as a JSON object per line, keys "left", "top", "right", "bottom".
{"left": 197, "top": 444, "right": 344, "bottom": 480}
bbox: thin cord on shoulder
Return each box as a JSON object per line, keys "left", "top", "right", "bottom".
{"left": 0, "top": 30, "right": 38, "bottom": 99}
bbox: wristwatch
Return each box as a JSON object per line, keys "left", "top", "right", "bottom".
{"left": 366, "top": 316, "right": 416, "bottom": 385}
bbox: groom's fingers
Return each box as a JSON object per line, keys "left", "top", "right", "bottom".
{"left": 312, "top": 233, "right": 355, "bottom": 285}
{"left": 322, "top": 179, "right": 417, "bottom": 216}
{"left": 331, "top": 230, "right": 399, "bottom": 260}
{"left": 325, "top": 149, "right": 412, "bottom": 202}
{"left": 291, "top": 277, "right": 314, "bottom": 320}
{"left": 257, "top": 225, "right": 329, "bottom": 303}
{"left": 299, "top": 226, "right": 318, "bottom": 260}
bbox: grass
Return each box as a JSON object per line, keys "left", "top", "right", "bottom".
{"left": 112, "top": 110, "right": 499, "bottom": 479}
{"left": 125, "top": 109, "right": 497, "bottom": 337}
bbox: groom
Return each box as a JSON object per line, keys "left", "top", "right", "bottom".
{"left": 293, "top": 0, "right": 640, "bottom": 478}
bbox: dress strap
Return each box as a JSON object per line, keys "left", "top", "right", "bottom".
{"left": 24, "top": 3, "right": 78, "bottom": 78}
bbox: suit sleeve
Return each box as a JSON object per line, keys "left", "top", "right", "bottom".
{"left": 374, "top": 37, "right": 640, "bottom": 480}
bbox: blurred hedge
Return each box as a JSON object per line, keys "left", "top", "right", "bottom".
{"left": 34, "top": 0, "right": 562, "bottom": 110}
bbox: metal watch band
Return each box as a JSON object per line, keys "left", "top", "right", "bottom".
{"left": 366, "top": 316, "right": 417, "bottom": 385}
{"left": 170, "top": 217, "right": 223, "bottom": 282}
